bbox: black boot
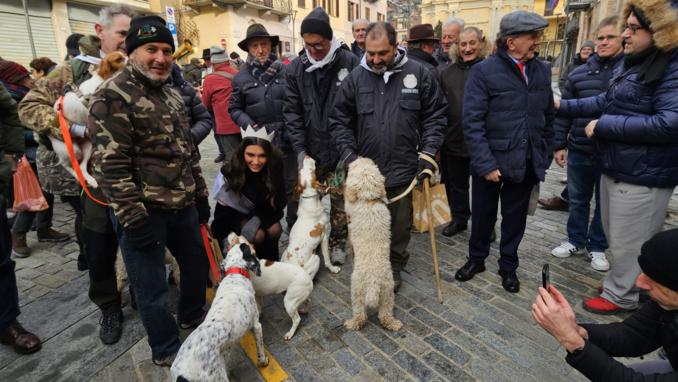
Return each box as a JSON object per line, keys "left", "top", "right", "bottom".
{"left": 99, "top": 310, "right": 123, "bottom": 345}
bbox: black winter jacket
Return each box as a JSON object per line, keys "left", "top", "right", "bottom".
{"left": 567, "top": 300, "right": 678, "bottom": 381}
{"left": 283, "top": 47, "right": 359, "bottom": 171}
{"left": 553, "top": 54, "right": 624, "bottom": 154}
{"left": 463, "top": 49, "right": 555, "bottom": 182}
{"left": 229, "top": 63, "right": 290, "bottom": 151}
{"left": 407, "top": 49, "right": 439, "bottom": 74}
{"left": 350, "top": 42, "right": 364, "bottom": 59}
{"left": 170, "top": 66, "right": 213, "bottom": 145}
{"left": 330, "top": 56, "right": 447, "bottom": 188}
{"left": 559, "top": 50, "right": 678, "bottom": 188}
{"left": 559, "top": 54, "right": 587, "bottom": 90}
{"left": 440, "top": 58, "right": 483, "bottom": 157}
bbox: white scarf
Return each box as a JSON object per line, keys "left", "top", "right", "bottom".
{"left": 359, "top": 47, "right": 408, "bottom": 84}
{"left": 305, "top": 37, "right": 342, "bottom": 73}
{"left": 74, "top": 54, "right": 101, "bottom": 65}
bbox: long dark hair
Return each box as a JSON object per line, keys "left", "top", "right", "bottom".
{"left": 222, "top": 137, "right": 283, "bottom": 207}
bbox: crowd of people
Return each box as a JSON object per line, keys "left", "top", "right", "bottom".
{"left": 0, "top": 0, "right": 676, "bottom": 379}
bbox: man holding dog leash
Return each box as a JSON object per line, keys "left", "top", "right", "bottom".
{"left": 330, "top": 21, "right": 447, "bottom": 292}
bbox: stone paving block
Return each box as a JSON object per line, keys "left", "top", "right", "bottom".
{"left": 407, "top": 306, "right": 449, "bottom": 332}
{"left": 353, "top": 368, "right": 385, "bottom": 382}
{"left": 440, "top": 309, "right": 483, "bottom": 336}
{"left": 303, "top": 323, "right": 345, "bottom": 352}
{"left": 336, "top": 327, "right": 374, "bottom": 355}
{"left": 319, "top": 366, "right": 351, "bottom": 381}
{"left": 360, "top": 322, "right": 400, "bottom": 355}
{"left": 295, "top": 339, "right": 339, "bottom": 373}
{"left": 16, "top": 278, "right": 35, "bottom": 293}
{"left": 331, "top": 348, "right": 365, "bottom": 376}
{"left": 423, "top": 333, "right": 471, "bottom": 366}
{"left": 422, "top": 351, "right": 474, "bottom": 381}
{"left": 15, "top": 267, "right": 43, "bottom": 281}
{"left": 33, "top": 273, "right": 67, "bottom": 289}
{"left": 392, "top": 350, "right": 438, "bottom": 381}
{"left": 34, "top": 263, "right": 61, "bottom": 275}
{"left": 288, "top": 360, "right": 322, "bottom": 382}
{"left": 28, "top": 286, "right": 50, "bottom": 299}
{"left": 364, "top": 350, "right": 411, "bottom": 381}
{"left": 13, "top": 257, "right": 45, "bottom": 270}
{"left": 267, "top": 341, "right": 304, "bottom": 368}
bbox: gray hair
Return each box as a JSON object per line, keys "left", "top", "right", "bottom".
{"left": 449, "top": 26, "right": 488, "bottom": 64}
{"left": 597, "top": 15, "right": 619, "bottom": 32}
{"left": 352, "top": 18, "right": 369, "bottom": 32}
{"left": 443, "top": 17, "right": 465, "bottom": 30}
{"left": 98, "top": 4, "right": 137, "bottom": 28}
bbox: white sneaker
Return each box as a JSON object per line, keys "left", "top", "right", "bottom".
{"left": 551, "top": 242, "right": 586, "bottom": 258}
{"left": 590, "top": 252, "right": 610, "bottom": 272}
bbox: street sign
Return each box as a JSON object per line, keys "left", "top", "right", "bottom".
{"left": 165, "top": 6, "right": 176, "bottom": 24}
{"left": 167, "top": 22, "right": 180, "bottom": 49}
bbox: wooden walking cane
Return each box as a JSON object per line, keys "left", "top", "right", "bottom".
{"left": 423, "top": 178, "right": 443, "bottom": 303}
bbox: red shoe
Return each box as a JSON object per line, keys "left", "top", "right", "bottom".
{"left": 583, "top": 297, "right": 632, "bottom": 315}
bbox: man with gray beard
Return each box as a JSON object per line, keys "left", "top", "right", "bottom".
{"left": 89, "top": 15, "right": 210, "bottom": 366}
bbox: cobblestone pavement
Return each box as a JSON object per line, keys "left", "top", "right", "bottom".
{"left": 1, "top": 134, "right": 676, "bottom": 382}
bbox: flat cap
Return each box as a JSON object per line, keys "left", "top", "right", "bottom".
{"left": 500, "top": 11, "right": 548, "bottom": 36}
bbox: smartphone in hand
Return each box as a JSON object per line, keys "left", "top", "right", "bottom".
{"left": 542, "top": 264, "right": 550, "bottom": 289}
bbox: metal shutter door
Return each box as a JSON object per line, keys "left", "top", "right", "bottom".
{"left": 0, "top": 12, "right": 60, "bottom": 68}
{"left": 68, "top": 19, "right": 96, "bottom": 36}
{"left": 68, "top": 3, "right": 99, "bottom": 36}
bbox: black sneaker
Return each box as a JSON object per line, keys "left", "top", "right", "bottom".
{"left": 99, "top": 311, "right": 123, "bottom": 345}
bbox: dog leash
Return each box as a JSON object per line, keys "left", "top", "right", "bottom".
{"left": 57, "top": 96, "right": 108, "bottom": 206}
{"left": 200, "top": 224, "right": 223, "bottom": 283}
{"left": 387, "top": 153, "right": 439, "bottom": 204}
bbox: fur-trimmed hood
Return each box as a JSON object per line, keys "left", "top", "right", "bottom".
{"left": 620, "top": 0, "right": 678, "bottom": 52}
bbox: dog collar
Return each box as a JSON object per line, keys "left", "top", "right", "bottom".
{"left": 223, "top": 267, "right": 251, "bottom": 279}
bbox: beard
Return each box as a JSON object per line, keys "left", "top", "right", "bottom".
{"left": 130, "top": 59, "right": 170, "bottom": 86}
{"left": 369, "top": 63, "right": 387, "bottom": 74}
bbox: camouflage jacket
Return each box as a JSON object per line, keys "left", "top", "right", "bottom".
{"left": 89, "top": 65, "right": 208, "bottom": 229}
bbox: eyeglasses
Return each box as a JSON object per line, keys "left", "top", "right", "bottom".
{"left": 624, "top": 24, "right": 645, "bottom": 33}
{"left": 304, "top": 42, "right": 325, "bottom": 51}
{"left": 596, "top": 35, "right": 619, "bottom": 41}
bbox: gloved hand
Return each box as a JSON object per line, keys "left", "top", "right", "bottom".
{"left": 241, "top": 216, "right": 261, "bottom": 243}
{"left": 344, "top": 152, "right": 358, "bottom": 165}
{"left": 124, "top": 224, "right": 158, "bottom": 250}
{"left": 195, "top": 197, "right": 211, "bottom": 224}
{"left": 416, "top": 154, "right": 436, "bottom": 183}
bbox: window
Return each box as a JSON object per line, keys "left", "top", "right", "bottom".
{"left": 298, "top": 0, "right": 305, "bottom": 8}
{"left": 335, "top": 0, "right": 339, "bottom": 17}
{"left": 377, "top": 12, "right": 384, "bottom": 21}
{"left": 365, "top": 7, "right": 370, "bottom": 21}
{"left": 348, "top": 1, "right": 359, "bottom": 21}
{"left": 312, "top": 0, "right": 318, "bottom": 7}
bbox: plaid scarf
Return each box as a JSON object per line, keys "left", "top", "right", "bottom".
{"left": 248, "top": 52, "right": 282, "bottom": 85}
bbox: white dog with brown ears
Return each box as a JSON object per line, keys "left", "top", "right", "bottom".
{"left": 281, "top": 156, "right": 340, "bottom": 277}
{"left": 343, "top": 158, "right": 402, "bottom": 332}
{"left": 170, "top": 233, "right": 267, "bottom": 382}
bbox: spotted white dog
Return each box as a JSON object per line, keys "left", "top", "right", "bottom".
{"left": 170, "top": 234, "right": 268, "bottom": 382}
{"left": 282, "top": 156, "right": 340, "bottom": 277}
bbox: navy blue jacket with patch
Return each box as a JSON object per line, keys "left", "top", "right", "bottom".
{"left": 329, "top": 58, "right": 447, "bottom": 188}
{"left": 462, "top": 48, "right": 555, "bottom": 182}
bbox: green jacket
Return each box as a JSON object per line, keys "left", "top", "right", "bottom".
{"left": 90, "top": 65, "right": 208, "bottom": 229}
{"left": 0, "top": 83, "right": 25, "bottom": 196}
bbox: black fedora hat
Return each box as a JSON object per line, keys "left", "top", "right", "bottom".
{"left": 406, "top": 23, "right": 439, "bottom": 42}
{"left": 238, "top": 23, "right": 280, "bottom": 51}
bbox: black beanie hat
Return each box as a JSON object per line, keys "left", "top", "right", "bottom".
{"left": 125, "top": 15, "right": 175, "bottom": 55}
{"left": 300, "top": 7, "right": 333, "bottom": 40}
{"left": 638, "top": 229, "right": 678, "bottom": 292}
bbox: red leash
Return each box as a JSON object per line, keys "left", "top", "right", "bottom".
{"left": 200, "top": 224, "right": 222, "bottom": 283}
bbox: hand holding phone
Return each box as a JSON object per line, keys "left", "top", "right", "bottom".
{"left": 542, "top": 264, "right": 550, "bottom": 290}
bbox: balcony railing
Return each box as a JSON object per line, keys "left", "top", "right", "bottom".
{"left": 212, "top": 0, "right": 291, "bottom": 15}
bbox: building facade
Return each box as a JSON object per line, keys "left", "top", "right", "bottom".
{"left": 0, "top": 0, "right": 151, "bottom": 68}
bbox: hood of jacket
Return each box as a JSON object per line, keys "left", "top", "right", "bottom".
{"left": 78, "top": 35, "right": 101, "bottom": 57}
{"left": 621, "top": 0, "right": 678, "bottom": 52}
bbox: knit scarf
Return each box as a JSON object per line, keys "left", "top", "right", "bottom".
{"left": 624, "top": 45, "right": 672, "bottom": 85}
{"left": 247, "top": 52, "right": 282, "bottom": 85}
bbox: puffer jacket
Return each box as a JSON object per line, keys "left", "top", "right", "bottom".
{"left": 330, "top": 54, "right": 447, "bottom": 188}
{"left": 170, "top": 64, "right": 212, "bottom": 146}
{"left": 284, "top": 47, "right": 359, "bottom": 171}
{"left": 558, "top": 54, "right": 587, "bottom": 90}
{"left": 229, "top": 62, "right": 290, "bottom": 151}
{"left": 89, "top": 66, "right": 208, "bottom": 229}
{"left": 553, "top": 53, "right": 624, "bottom": 154}
{"left": 463, "top": 48, "right": 555, "bottom": 182}
{"left": 558, "top": 50, "right": 678, "bottom": 188}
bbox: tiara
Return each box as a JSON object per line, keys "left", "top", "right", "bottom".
{"left": 240, "top": 125, "right": 275, "bottom": 142}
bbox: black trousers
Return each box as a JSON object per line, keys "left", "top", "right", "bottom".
{"left": 81, "top": 190, "right": 120, "bottom": 313}
{"left": 387, "top": 185, "right": 413, "bottom": 273}
{"left": 0, "top": 195, "right": 19, "bottom": 330}
{"left": 468, "top": 165, "right": 538, "bottom": 272}
{"left": 441, "top": 153, "right": 471, "bottom": 223}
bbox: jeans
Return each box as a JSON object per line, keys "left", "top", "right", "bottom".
{"left": 565, "top": 150, "right": 607, "bottom": 252}
{"left": 0, "top": 195, "right": 20, "bottom": 330}
{"left": 111, "top": 206, "right": 208, "bottom": 359}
